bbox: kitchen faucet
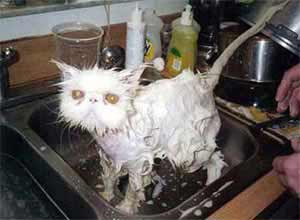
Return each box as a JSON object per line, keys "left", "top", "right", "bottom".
{"left": 0, "top": 47, "right": 16, "bottom": 104}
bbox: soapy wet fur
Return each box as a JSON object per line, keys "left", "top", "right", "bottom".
{"left": 55, "top": 63, "right": 225, "bottom": 213}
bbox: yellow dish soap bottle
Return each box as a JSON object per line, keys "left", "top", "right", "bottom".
{"left": 165, "top": 5, "right": 199, "bottom": 77}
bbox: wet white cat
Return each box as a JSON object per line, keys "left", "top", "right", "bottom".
{"left": 55, "top": 62, "right": 225, "bottom": 213}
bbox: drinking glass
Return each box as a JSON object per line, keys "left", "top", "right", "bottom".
{"left": 52, "top": 22, "right": 104, "bottom": 69}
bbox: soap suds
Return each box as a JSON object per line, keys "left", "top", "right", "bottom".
{"left": 217, "top": 180, "right": 234, "bottom": 192}
{"left": 146, "top": 200, "right": 154, "bottom": 205}
{"left": 203, "top": 200, "right": 213, "bottom": 208}
{"left": 194, "top": 209, "right": 202, "bottom": 217}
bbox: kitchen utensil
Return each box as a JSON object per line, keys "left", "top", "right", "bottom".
{"left": 52, "top": 22, "right": 104, "bottom": 69}
{"left": 215, "top": 76, "right": 279, "bottom": 110}
{"left": 255, "top": 115, "right": 291, "bottom": 130}
{"left": 219, "top": 23, "right": 294, "bottom": 83}
{"left": 240, "top": 0, "right": 300, "bottom": 56}
{"left": 215, "top": 21, "right": 298, "bottom": 110}
{"left": 99, "top": 45, "right": 125, "bottom": 69}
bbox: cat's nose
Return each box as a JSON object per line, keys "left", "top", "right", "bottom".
{"left": 89, "top": 98, "right": 98, "bottom": 103}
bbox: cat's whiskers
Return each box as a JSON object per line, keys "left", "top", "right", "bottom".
{"left": 57, "top": 121, "right": 71, "bottom": 153}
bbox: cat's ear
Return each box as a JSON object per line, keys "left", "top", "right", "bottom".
{"left": 51, "top": 59, "right": 80, "bottom": 80}
{"left": 119, "top": 66, "right": 146, "bottom": 85}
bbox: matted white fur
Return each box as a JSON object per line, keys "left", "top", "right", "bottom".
{"left": 56, "top": 62, "right": 225, "bottom": 213}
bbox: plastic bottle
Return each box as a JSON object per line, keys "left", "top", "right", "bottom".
{"left": 172, "top": 4, "right": 201, "bottom": 33}
{"left": 125, "top": 3, "right": 145, "bottom": 69}
{"left": 144, "top": 8, "right": 164, "bottom": 62}
{"left": 165, "top": 4, "right": 199, "bottom": 77}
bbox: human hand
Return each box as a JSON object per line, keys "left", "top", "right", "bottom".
{"left": 291, "top": 138, "right": 300, "bottom": 152}
{"left": 273, "top": 152, "right": 300, "bottom": 196}
{"left": 276, "top": 64, "right": 300, "bottom": 117}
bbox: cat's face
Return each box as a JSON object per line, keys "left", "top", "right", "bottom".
{"left": 54, "top": 61, "right": 144, "bottom": 135}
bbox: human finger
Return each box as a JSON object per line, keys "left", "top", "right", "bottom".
{"left": 291, "top": 138, "right": 300, "bottom": 152}
{"left": 273, "top": 154, "right": 300, "bottom": 194}
{"left": 287, "top": 175, "right": 300, "bottom": 194}
{"left": 277, "top": 173, "right": 288, "bottom": 187}
{"left": 273, "top": 154, "right": 300, "bottom": 174}
{"left": 284, "top": 166, "right": 300, "bottom": 194}
{"left": 289, "top": 87, "right": 300, "bottom": 117}
{"left": 276, "top": 64, "right": 300, "bottom": 102}
{"left": 277, "top": 88, "right": 292, "bottom": 113}
{"left": 272, "top": 155, "right": 289, "bottom": 174}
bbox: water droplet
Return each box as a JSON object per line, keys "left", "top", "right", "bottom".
{"left": 203, "top": 200, "right": 213, "bottom": 208}
{"left": 95, "top": 184, "right": 104, "bottom": 189}
{"left": 40, "top": 146, "right": 47, "bottom": 151}
{"left": 194, "top": 209, "right": 202, "bottom": 216}
{"left": 181, "top": 182, "right": 187, "bottom": 188}
{"left": 17, "top": 200, "right": 25, "bottom": 208}
{"left": 161, "top": 202, "right": 167, "bottom": 207}
{"left": 146, "top": 200, "right": 154, "bottom": 205}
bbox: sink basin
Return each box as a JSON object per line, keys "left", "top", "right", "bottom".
{"left": 1, "top": 95, "right": 291, "bottom": 219}
{"left": 28, "top": 100, "right": 256, "bottom": 214}
{"left": 0, "top": 125, "right": 64, "bottom": 219}
{"left": 0, "top": 123, "right": 100, "bottom": 219}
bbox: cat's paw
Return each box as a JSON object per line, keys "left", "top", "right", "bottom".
{"left": 116, "top": 199, "right": 140, "bottom": 214}
{"left": 99, "top": 190, "right": 115, "bottom": 202}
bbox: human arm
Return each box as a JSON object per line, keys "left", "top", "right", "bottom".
{"left": 273, "top": 64, "right": 300, "bottom": 196}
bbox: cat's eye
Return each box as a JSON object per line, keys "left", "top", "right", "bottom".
{"left": 105, "top": 93, "right": 119, "bottom": 104}
{"left": 72, "top": 90, "right": 85, "bottom": 100}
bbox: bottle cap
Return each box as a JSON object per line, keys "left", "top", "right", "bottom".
{"left": 180, "top": 4, "right": 193, "bottom": 26}
{"left": 131, "top": 2, "right": 143, "bottom": 25}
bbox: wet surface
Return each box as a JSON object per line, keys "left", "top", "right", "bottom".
{"left": 0, "top": 154, "right": 64, "bottom": 219}
{"left": 29, "top": 101, "right": 257, "bottom": 215}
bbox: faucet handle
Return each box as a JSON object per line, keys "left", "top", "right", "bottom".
{"left": 0, "top": 47, "right": 17, "bottom": 66}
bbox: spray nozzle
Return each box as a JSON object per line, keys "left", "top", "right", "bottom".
{"left": 181, "top": 4, "right": 193, "bottom": 26}
{"left": 184, "top": 4, "right": 192, "bottom": 13}
{"left": 131, "top": 2, "right": 143, "bottom": 24}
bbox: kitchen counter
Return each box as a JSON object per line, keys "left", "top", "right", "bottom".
{"left": 209, "top": 170, "right": 285, "bottom": 220}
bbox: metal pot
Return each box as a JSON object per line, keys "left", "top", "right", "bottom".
{"left": 240, "top": 0, "right": 300, "bottom": 56}
{"left": 219, "top": 24, "right": 295, "bottom": 83}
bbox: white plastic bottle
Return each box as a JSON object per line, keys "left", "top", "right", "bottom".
{"left": 125, "top": 4, "right": 146, "bottom": 69}
{"left": 144, "top": 8, "right": 164, "bottom": 62}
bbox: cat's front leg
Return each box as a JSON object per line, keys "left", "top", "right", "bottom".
{"left": 100, "top": 170, "right": 119, "bottom": 202}
{"left": 98, "top": 150, "right": 120, "bottom": 201}
{"left": 116, "top": 173, "right": 150, "bottom": 214}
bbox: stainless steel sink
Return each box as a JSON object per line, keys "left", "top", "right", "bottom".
{"left": 0, "top": 124, "right": 65, "bottom": 219}
{"left": 1, "top": 95, "right": 291, "bottom": 219}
